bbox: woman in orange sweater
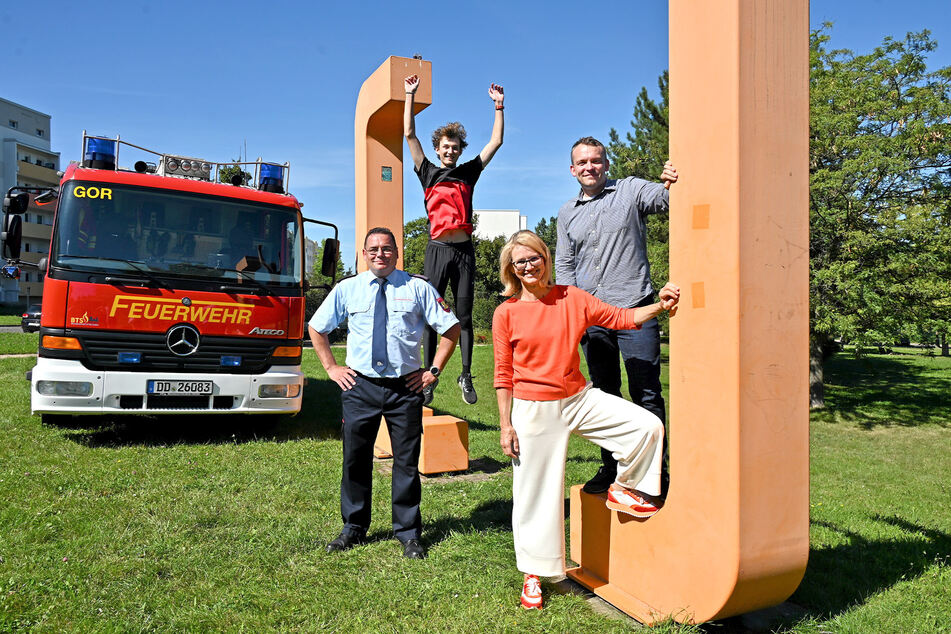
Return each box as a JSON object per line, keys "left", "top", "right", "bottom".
{"left": 493, "top": 230, "right": 680, "bottom": 610}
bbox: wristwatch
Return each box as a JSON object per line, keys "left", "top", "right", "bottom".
{"left": 428, "top": 366, "right": 440, "bottom": 377}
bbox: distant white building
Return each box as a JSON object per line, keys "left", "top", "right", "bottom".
{"left": 473, "top": 209, "right": 526, "bottom": 241}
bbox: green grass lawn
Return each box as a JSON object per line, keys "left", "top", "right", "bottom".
{"left": 1, "top": 346, "right": 948, "bottom": 632}
{"left": 0, "top": 331, "right": 38, "bottom": 355}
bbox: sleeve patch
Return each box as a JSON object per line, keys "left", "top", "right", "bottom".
{"left": 437, "top": 297, "right": 452, "bottom": 313}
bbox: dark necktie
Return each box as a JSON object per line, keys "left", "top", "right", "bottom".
{"left": 371, "top": 278, "right": 388, "bottom": 372}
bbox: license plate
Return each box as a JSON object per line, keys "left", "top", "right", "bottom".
{"left": 147, "top": 380, "right": 213, "bottom": 396}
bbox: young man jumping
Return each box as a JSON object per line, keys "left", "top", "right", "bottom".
{"left": 404, "top": 74, "right": 505, "bottom": 405}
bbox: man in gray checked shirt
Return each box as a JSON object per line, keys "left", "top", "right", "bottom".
{"left": 555, "top": 136, "right": 678, "bottom": 496}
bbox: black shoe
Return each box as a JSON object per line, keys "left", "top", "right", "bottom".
{"left": 400, "top": 538, "right": 427, "bottom": 559}
{"left": 458, "top": 372, "right": 477, "bottom": 404}
{"left": 325, "top": 531, "right": 366, "bottom": 553}
{"left": 582, "top": 465, "right": 617, "bottom": 494}
{"left": 422, "top": 378, "right": 438, "bottom": 407}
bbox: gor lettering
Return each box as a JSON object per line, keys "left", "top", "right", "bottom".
{"left": 73, "top": 186, "right": 112, "bottom": 200}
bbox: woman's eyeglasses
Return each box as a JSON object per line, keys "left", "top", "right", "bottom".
{"left": 512, "top": 255, "right": 544, "bottom": 271}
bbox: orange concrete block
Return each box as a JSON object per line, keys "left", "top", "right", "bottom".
{"left": 374, "top": 406, "right": 432, "bottom": 458}
{"left": 417, "top": 415, "right": 469, "bottom": 475}
{"left": 566, "top": 0, "right": 810, "bottom": 624}
{"left": 373, "top": 409, "right": 468, "bottom": 474}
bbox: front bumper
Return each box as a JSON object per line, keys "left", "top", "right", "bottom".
{"left": 30, "top": 357, "right": 303, "bottom": 415}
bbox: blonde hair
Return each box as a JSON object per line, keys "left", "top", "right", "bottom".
{"left": 498, "top": 230, "right": 553, "bottom": 297}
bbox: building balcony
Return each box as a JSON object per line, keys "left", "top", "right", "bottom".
{"left": 17, "top": 161, "right": 59, "bottom": 186}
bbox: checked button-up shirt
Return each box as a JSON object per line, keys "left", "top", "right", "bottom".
{"left": 555, "top": 177, "right": 669, "bottom": 309}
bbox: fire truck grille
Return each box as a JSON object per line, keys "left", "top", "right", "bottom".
{"left": 72, "top": 329, "right": 279, "bottom": 374}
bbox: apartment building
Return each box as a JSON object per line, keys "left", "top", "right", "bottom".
{"left": 1, "top": 97, "right": 61, "bottom": 304}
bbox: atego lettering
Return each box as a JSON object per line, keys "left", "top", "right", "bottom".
{"left": 249, "top": 327, "right": 285, "bottom": 336}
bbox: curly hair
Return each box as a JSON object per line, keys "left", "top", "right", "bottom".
{"left": 431, "top": 122, "right": 468, "bottom": 151}
{"left": 499, "top": 230, "right": 553, "bottom": 297}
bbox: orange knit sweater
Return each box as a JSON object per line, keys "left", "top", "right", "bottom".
{"left": 492, "top": 285, "right": 642, "bottom": 401}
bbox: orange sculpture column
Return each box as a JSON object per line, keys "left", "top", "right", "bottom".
{"left": 354, "top": 55, "right": 431, "bottom": 270}
{"left": 566, "top": 0, "right": 810, "bottom": 624}
{"left": 356, "top": 56, "right": 469, "bottom": 475}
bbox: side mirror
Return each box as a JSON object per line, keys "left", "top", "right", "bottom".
{"left": 2, "top": 213, "right": 22, "bottom": 259}
{"left": 321, "top": 238, "right": 340, "bottom": 280}
{"left": 34, "top": 190, "right": 58, "bottom": 206}
{"left": 2, "top": 192, "right": 29, "bottom": 214}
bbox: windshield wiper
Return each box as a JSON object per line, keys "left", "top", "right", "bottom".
{"left": 60, "top": 255, "right": 168, "bottom": 288}
{"left": 217, "top": 268, "right": 273, "bottom": 296}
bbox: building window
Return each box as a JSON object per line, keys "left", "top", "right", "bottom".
{"left": 35, "top": 159, "right": 42, "bottom": 166}
{"left": 25, "top": 242, "right": 30, "bottom": 252}
{"left": 8, "top": 120, "right": 17, "bottom": 129}
{"left": 36, "top": 129, "right": 45, "bottom": 137}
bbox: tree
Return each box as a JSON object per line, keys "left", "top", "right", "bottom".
{"left": 218, "top": 161, "right": 252, "bottom": 186}
{"left": 401, "top": 216, "right": 429, "bottom": 276}
{"left": 809, "top": 27, "right": 951, "bottom": 406}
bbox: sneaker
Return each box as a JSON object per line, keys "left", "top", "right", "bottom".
{"left": 520, "top": 574, "right": 543, "bottom": 610}
{"left": 421, "top": 377, "right": 438, "bottom": 406}
{"left": 605, "top": 483, "right": 659, "bottom": 519}
{"left": 581, "top": 465, "right": 617, "bottom": 494}
{"left": 458, "top": 372, "right": 478, "bottom": 404}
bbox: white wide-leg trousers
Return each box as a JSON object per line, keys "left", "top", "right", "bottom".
{"left": 511, "top": 385, "right": 664, "bottom": 577}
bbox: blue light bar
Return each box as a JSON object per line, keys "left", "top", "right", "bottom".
{"left": 220, "top": 356, "right": 242, "bottom": 367}
{"left": 118, "top": 351, "right": 141, "bottom": 364}
{"left": 260, "top": 163, "right": 283, "bottom": 183}
{"left": 85, "top": 138, "right": 115, "bottom": 161}
{"left": 259, "top": 163, "right": 284, "bottom": 193}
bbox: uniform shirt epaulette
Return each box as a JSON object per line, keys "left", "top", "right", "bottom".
{"left": 411, "top": 273, "right": 430, "bottom": 282}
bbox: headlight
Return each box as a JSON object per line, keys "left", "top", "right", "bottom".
{"left": 37, "top": 381, "right": 93, "bottom": 396}
{"left": 257, "top": 384, "right": 301, "bottom": 398}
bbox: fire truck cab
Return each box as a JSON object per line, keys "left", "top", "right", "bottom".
{"left": 2, "top": 133, "right": 339, "bottom": 420}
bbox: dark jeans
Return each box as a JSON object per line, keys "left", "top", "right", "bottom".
{"left": 580, "top": 295, "right": 666, "bottom": 480}
{"left": 339, "top": 373, "right": 424, "bottom": 541}
{"left": 423, "top": 240, "right": 474, "bottom": 371}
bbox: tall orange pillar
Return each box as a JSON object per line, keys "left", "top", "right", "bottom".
{"left": 567, "top": 0, "right": 810, "bottom": 624}
{"left": 354, "top": 56, "right": 431, "bottom": 269}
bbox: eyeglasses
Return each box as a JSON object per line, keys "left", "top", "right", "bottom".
{"left": 365, "top": 246, "right": 395, "bottom": 256}
{"left": 512, "top": 255, "right": 544, "bottom": 271}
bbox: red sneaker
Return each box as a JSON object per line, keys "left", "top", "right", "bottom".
{"left": 605, "top": 484, "right": 659, "bottom": 518}
{"left": 520, "top": 574, "right": 543, "bottom": 610}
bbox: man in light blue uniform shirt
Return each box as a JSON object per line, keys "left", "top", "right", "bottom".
{"left": 309, "top": 227, "right": 460, "bottom": 559}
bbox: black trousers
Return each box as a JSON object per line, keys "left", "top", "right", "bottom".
{"left": 423, "top": 239, "right": 474, "bottom": 370}
{"left": 580, "top": 294, "right": 666, "bottom": 476}
{"left": 339, "top": 373, "right": 424, "bottom": 541}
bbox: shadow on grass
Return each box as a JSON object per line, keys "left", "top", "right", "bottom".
{"left": 53, "top": 377, "right": 346, "bottom": 447}
{"left": 709, "top": 515, "right": 951, "bottom": 632}
{"left": 816, "top": 353, "right": 951, "bottom": 429}
{"left": 424, "top": 498, "right": 514, "bottom": 545}
{"left": 794, "top": 515, "right": 950, "bottom": 614}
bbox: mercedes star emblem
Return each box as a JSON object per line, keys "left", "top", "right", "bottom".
{"left": 166, "top": 324, "right": 200, "bottom": 356}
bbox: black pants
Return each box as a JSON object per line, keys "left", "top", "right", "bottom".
{"left": 580, "top": 294, "right": 667, "bottom": 480}
{"left": 339, "top": 373, "right": 424, "bottom": 541}
{"left": 423, "top": 239, "right": 474, "bottom": 371}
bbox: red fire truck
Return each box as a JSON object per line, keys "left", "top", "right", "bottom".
{"left": 1, "top": 133, "right": 339, "bottom": 422}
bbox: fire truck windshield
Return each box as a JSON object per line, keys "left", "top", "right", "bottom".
{"left": 51, "top": 182, "right": 303, "bottom": 285}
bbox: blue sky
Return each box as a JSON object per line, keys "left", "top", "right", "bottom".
{"left": 5, "top": 1, "right": 949, "bottom": 264}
